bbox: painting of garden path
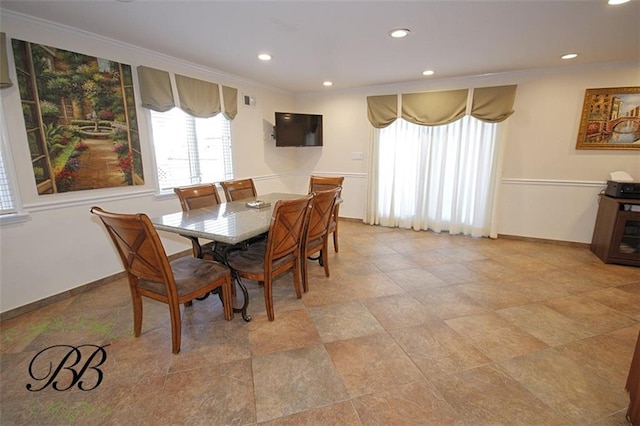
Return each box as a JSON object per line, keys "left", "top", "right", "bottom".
{"left": 12, "top": 39, "right": 143, "bottom": 194}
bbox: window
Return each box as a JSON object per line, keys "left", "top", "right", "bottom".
{"left": 0, "top": 115, "right": 19, "bottom": 216}
{"left": 0, "top": 144, "right": 16, "bottom": 214}
{"left": 150, "top": 108, "right": 233, "bottom": 191}
{"left": 370, "top": 116, "right": 501, "bottom": 237}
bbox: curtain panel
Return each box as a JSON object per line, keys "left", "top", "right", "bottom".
{"left": 471, "top": 85, "right": 517, "bottom": 123}
{"left": 366, "top": 85, "right": 517, "bottom": 127}
{"left": 0, "top": 33, "right": 13, "bottom": 89}
{"left": 366, "top": 95, "right": 398, "bottom": 129}
{"left": 222, "top": 85, "right": 238, "bottom": 120}
{"left": 137, "top": 66, "right": 175, "bottom": 112}
{"left": 136, "top": 66, "right": 238, "bottom": 119}
{"left": 175, "top": 74, "right": 220, "bottom": 118}
{"left": 402, "top": 89, "right": 468, "bottom": 126}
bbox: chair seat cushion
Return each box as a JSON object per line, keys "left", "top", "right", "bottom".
{"left": 227, "top": 241, "right": 295, "bottom": 276}
{"left": 306, "top": 237, "right": 323, "bottom": 252}
{"left": 139, "top": 257, "right": 228, "bottom": 297}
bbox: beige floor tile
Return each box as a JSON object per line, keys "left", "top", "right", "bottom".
{"left": 258, "top": 400, "right": 360, "bottom": 426}
{"left": 361, "top": 253, "right": 421, "bottom": 272}
{"left": 252, "top": 345, "right": 348, "bottom": 423}
{"left": 362, "top": 293, "right": 441, "bottom": 330}
{"left": 431, "top": 364, "right": 572, "bottom": 425}
{"left": 584, "top": 286, "right": 640, "bottom": 321}
{"left": 308, "top": 300, "right": 385, "bottom": 343}
{"left": 352, "top": 381, "right": 464, "bottom": 425}
{"left": 425, "top": 262, "right": 489, "bottom": 284}
{"left": 385, "top": 267, "right": 449, "bottom": 292}
{"left": 498, "top": 346, "right": 628, "bottom": 424}
{"left": 538, "top": 268, "right": 614, "bottom": 294}
{"left": 573, "top": 263, "right": 640, "bottom": 286}
{"left": 154, "top": 358, "right": 255, "bottom": 425}
{"left": 496, "top": 303, "right": 595, "bottom": 346}
{"left": 341, "top": 272, "right": 406, "bottom": 299}
{"left": 411, "top": 285, "right": 488, "bottom": 319}
{"left": 1, "top": 221, "right": 637, "bottom": 424}
{"left": 248, "top": 308, "right": 322, "bottom": 356}
{"left": 457, "top": 279, "right": 535, "bottom": 310}
{"left": 389, "top": 321, "right": 492, "bottom": 377}
{"left": 445, "top": 312, "right": 548, "bottom": 362}
{"left": 543, "top": 294, "right": 636, "bottom": 335}
{"left": 169, "top": 318, "right": 251, "bottom": 373}
{"left": 325, "top": 332, "right": 424, "bottom": 398}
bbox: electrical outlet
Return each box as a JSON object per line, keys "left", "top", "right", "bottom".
{"left": 351, "top": 152, "right": 364, "bottom": 160}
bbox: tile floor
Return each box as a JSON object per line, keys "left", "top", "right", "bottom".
{"left": 1, "top": 221, "right": 639, "bottom": 425}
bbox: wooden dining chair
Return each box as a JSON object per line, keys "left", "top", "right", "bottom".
{"left": 220, "top": 178, "right": 257, "bottom": 202}
{"left": 308, "top": 175, "right": 344, "bottom": 253}
{"left": 90, "top": 206, "right": 233, "bottom": 354}
{"left": 174, "top": 183, "right": 221, "bottom": 211}
{"left": 173, "top": 183, "right": 221, "bottom": 259}
{"left": 226, "top": 195, "right": 312, "bottom": 321}
{"left": 301, "top": 188, "right": 340, "bottom": 293}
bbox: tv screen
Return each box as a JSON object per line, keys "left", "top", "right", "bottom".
{"left": 275, "top": 112, "right": 323, "bottom": 147}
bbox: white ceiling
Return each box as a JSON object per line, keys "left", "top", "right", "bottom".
{"left": 1, "top": 0, "right": 639, "bottom": 93}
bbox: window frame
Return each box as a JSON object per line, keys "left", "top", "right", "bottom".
{"left": 0, "top": 106, "right": 28, "bottom": 225}
{"left": 147, "top": 108, "right": 234, "bottom": 195}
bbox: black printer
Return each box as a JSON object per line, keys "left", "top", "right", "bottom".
{"left": 605, "top": 181, "right": 640, "bottom": 199}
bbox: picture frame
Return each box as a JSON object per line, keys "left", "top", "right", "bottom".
{"left": 576, "top": 86, "right": 640, "bottom": 150}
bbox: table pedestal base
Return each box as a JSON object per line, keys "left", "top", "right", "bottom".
{"left": 188, "top": 236, "right": 252, "bottom": 322}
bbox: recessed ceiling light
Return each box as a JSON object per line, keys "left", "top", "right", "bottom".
{"left": 323, "top": 81, "right": 333, "bottom": 87}
{"left": 608, "top": 0, "right": 630, "bottom": 5}
{"left": 258, "top": 54, "right": 272, "bottom": 61}
{"left": 422, "top": 70, "right": 435, "bottom": 76}
{"left": 389, "top": 28, "right": 410, "bottom": 38}
{"left": 561, "top": 53, "right": 578, "bottom": 60}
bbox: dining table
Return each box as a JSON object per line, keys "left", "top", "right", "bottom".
{"left": 150, "top": 192, "right": 307, "bottom": 321}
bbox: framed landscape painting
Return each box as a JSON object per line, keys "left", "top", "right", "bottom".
{"left": 11, "top": 38, "right": 144, "bottom": 194}
{"left": 576, "top": 86, "right": 640, "bottom": 150}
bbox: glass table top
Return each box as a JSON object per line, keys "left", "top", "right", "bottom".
{"left": 151, "top": 193, "right": 305, "bottom": 245}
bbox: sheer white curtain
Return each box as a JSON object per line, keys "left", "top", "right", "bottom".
{"left": 366, "top": 116, "right": 501, "bottom": 238}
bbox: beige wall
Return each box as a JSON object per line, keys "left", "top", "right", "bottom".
{"left": 293, "top": 62, "right": 640, "bottom": 242}
{"left": 1, "top": 9, "right": 639, "bottom": 313}
{"left": 0, "top": 11, "right": 297, "bottom": 312}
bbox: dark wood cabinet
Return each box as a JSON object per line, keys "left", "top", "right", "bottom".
{"left": 590, "top": 195, "right": 640, "bottom": 267}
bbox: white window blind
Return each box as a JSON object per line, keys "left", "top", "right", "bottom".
{"left": 150, "top": 108, "right": 234, "bottom": 191}
{"left": 0, "top": 134, "right": 16, "bottom": 215}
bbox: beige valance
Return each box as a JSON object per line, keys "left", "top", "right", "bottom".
{"left": 137, "top": 66, "right": 238, "bottom": 119}
{"left": 175, "top": 74, "right": 220, "bottom": 118}
{"left": 367, "top": 95, "right": 398, "bottom": 129}
{"left": 471, "top": 85, "right": 517, "bottom": 123}
{"left": 366, "top": 85, "right": 517, "bottom": 127}
{"left": 0, "top": 33, "right": 13, "bottom": 89}
{"left": 137, "top": 66, "right": 175, "bottom": 112}
{"left": 402, "top": 89, "right": 468, "bottom": 126}
{"left": 222, "top": 85, "right": 238, "bottom": 119}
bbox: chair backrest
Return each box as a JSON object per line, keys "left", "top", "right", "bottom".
{"left": 305, "top": 188, "right": 340, "bottom": 246}
{"left": 90, "top": 207, "right": 173, "bottom": 287}
{"left": 265, "top": 195, "right": 313, "bottom": 265}
{"left": 308, "top": 175, "right": 344, "bottom": 194}
{"left": 220, "top": 178, "right": 257, "bottom": 202}
{"left": 174, "top": 183, "right": 221, "bottom": 212}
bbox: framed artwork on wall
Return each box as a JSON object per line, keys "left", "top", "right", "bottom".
{"left": 576, "top": 86, "right": 640, "bottom": 151}
{"left": 11, "top": 38, "right": 144, "bottom": 194}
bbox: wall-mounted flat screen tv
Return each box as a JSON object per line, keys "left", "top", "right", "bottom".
{"left": 275, "top": 112, "right": 323, "bottom": 147}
